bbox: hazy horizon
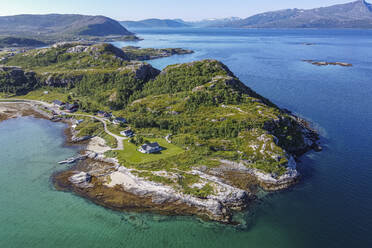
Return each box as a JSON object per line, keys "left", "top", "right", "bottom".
{"left": 0, "top": 0, "right": 357, "bottom": 21}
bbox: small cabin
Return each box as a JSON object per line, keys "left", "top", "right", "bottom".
{"left": 138, "top": 142, "right": 162, "bottom": 154}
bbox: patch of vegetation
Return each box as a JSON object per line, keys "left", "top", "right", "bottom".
{"left": 5, "top": 43, "right": 130, "bottom": 70}
{"left": 183, "top": 183, "right": 215, "bottom": 198}
{"left": 132, "top": 170, "right": 175, "bottom": 186}
{"left": 75, "top": 118, "right": 117, "bottom": 148}
{"left": 250, "top": 160, "right": 287, "bottom": 177}
{"left": 0, "top": 37, "right": 46, "bottom": 48}
{"left": 14, "top": 88, "right": 70, "bottom": 102}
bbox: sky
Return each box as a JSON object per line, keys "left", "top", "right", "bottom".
{"left": 0, "top": 0, "right": 356, "bottom": 21}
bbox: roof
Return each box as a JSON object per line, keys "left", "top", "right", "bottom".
{"left": 97, "top": 111, "right": 111, "bottom": 117}
{"left": 65, "top": 103, "right": 78, "bottom": 110}
{"left": 141, "top": 142, "right": 160, "bottom": 150}
{"left": 115, "top": 117, "right": 127, "bottom": 122}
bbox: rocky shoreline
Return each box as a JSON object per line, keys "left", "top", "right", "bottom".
{"left": 53, "top": 158, "right": 252, "bottom": 223}
{"left": 0, "top": 101, "right": 320, "bottom": 224}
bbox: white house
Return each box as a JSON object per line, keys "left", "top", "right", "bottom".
{"left": 120, "top": 130, "right": 134, "bottom": 137}
{"left": 138, "top": 142, "right": 162, "bottom": 154}
{"left": 74, "top": 119, "right": 84, "bottom": 125}
{"left": 113, "top": 117, "right": 127, "bottom": 125}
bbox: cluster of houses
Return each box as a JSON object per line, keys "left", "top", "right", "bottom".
{"left": 52, "top": 100, "right": 163, "bottom": 154}
{"left": 53, "top": 100, "right": 79, "bottom": 113}
{"left": 96, "top": 111, "right": 127, "bottom": 126}
{"left": 95, "top": 112, "right": 163, "bottom": 154}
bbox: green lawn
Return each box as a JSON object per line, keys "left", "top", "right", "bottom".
{"left": 116, "top": 138, "right": 184, "bottom": 164}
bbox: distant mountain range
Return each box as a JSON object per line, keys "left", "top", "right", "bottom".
{"left": 220, "top": 0, "right": 372, "bottom": 28}
{"left": 1, "top": 0, "right": 371, "bottom": 41}
{"left": 120, "top": 19, "right": 191, "bottom": 28}
{"left": 0, "top": 14, "right": 133, "bottom": 37}
{"left": 120, "top": 17, "right": 242, "bottom": 29}
{"left": 120, "top": 1, "right": 372, "bottom": 29}
{"left": 180, "top": 17, "right": 243, "bottom": 27}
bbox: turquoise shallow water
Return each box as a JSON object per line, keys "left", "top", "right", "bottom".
{"left": 0, "top": 118, "right": 295, "bottom": 247}
{"left": 1, "top": 29, "right": 372, "bottom": 247}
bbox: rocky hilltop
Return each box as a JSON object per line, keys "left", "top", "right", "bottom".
{"left": 0, "top": 42, "right": 320, "bottom": 223}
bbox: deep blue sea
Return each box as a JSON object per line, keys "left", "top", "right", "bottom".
{"left": 1, "top": 28, "right": 372, "bottom": 247}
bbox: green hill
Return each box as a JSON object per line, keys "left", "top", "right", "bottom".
{"left": 0, "top": 14, "right": 133, "bottom": 38}
{"left": 0, "top": 37, "right": 47, "bottom": 48}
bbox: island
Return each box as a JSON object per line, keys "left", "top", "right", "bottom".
{"left": 303, "top": 60, "right": 353, "bottom": 67}
{"left": 0, "top": 42, "right": 320, "bottom": 223}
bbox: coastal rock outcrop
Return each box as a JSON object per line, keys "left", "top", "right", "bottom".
{"left": 69, "top": 172, "right": 92, "bottom": 188}
{"left": 215, "top": 157, "right": 300, "bottom": 191}
{"left": 43, "top": 73, "right": 84, "bottom": 87}
{"left": 64, "top": 163, "right": 251, "bottom": 223}
{"left": 120, "top": 63, "right": 160, "bottom": 81}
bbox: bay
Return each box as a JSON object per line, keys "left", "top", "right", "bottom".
{"left": 1, "top": 28, "right": 372, "bottom": 247}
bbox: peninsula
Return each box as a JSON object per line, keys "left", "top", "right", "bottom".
{"left": 0, "top": 42, "right": 320, "bottom": 223}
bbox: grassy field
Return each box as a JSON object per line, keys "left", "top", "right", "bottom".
{"left": 116, "top": 138, "right": 184, "bottom": 164}
{"left": 10, "top": 88, "right": 69, "bottom": 103}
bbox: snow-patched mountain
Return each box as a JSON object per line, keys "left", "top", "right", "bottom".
{"left": 222, "top": 0, "right": 372, "bottom": 28}
{"left": 186, "top": 17, "right": 243, "bottom": 27}
{"left": 120, "top": 19, "right": 190, "bottom": 28}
